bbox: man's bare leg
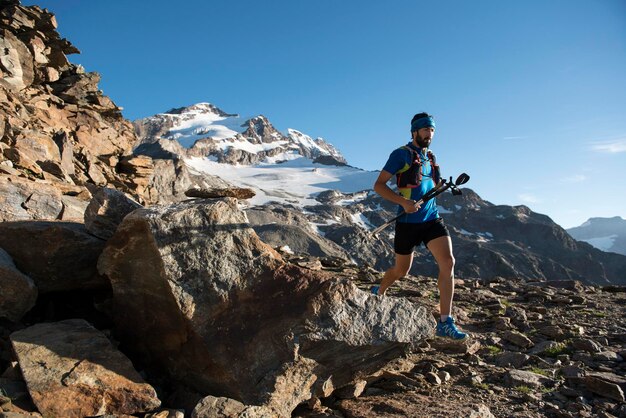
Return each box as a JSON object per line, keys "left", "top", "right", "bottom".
{"left": 426, "top": 235, "right": 455, "bottom": 316}
{"left": 378, "top": 253, "right": 413, "bottom": 295}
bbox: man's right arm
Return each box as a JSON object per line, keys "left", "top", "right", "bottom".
{"left": 373, "top": 170, "right": 420, "bottom": 214}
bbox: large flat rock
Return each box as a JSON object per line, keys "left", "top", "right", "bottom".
{"left": 10, "top": 319, "right": 161, "bottom": 417}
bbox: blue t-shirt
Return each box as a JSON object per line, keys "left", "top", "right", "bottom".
{"left": 382, "top": 142, "right": 440, "bottom": 224}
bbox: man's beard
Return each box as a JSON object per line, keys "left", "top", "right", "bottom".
{"left": 415, "top": 135, "right": 431, "bottom": 148}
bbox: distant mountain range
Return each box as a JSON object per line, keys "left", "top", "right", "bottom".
{"left": 132, "top": 103, "right": 626, "bottom": 285}
{"left": 567, "top": 217, "right": 626, "bottom": 256}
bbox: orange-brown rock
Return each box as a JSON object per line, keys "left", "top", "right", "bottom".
{"left": 10, "top": 319, "right": 161, "bottom": 417}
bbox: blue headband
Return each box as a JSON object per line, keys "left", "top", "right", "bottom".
{"left": 411, "top": 116, "right": 436, "bottom": 132}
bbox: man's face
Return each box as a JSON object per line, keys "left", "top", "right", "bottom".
{"left": 412, "top": 127, "right": 435, "bottom": 148}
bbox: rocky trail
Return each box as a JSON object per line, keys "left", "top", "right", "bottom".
{"left": 286, "top": 254, "right": 626, "bottom": 418}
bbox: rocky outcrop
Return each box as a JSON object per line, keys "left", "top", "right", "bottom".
{"left": 0, "top": 173, "right": 90, "bottom": 222}
{"left": 10, "top": 319, "right": 161, "bottom": 417}
{"left": 0, "top": 247, "right": 36, "bottom": 321}
{"left": 0, "top": 1, "right": 146, "bottom": 216}
{"left": 0, "top": 220, "right": 107, "bottom": 292}
{"left": 97, "top": 199, "right": 434, "bottom": 415}
{"left": 185, "top": 186, "right": 255, "bottom": 200}
{"left": 83, "top": 187, "right": 142, "bottom": 240}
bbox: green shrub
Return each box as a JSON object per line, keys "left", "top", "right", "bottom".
{"left": 543, "top": 342, "right": 570, "bottom": 358}
{"left": 529, "top": 367, "right": 553, "bottom": 378}
{"left": 485, "top": 345, "right": 502, "bottom": 355}
{"left": 514, "top": 385, "right": 533, "bottom": 394}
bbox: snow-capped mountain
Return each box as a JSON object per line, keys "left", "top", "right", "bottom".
{"left": 133, "top": 103, "right": 347, "bottom": 166}
{"left": 567, "top": 217, "right": 626, "bottom": 255}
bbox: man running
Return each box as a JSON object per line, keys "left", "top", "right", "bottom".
{"left": 371, "top": 112, "right": 467, "bottom": 340}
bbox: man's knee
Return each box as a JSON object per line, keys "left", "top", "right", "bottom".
{"left": 438, "top": 254, "right": 455, "bottom": 273}
{"left": 390, "top": 264, "right": 410, "bottom": 278}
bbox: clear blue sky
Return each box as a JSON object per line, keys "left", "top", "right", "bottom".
{"left": 26, "top": 0, "right": 626, "bottom": 228}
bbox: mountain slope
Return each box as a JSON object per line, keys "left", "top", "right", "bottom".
{"left": 567, "top": 217, "right": 626, "bottom": 256}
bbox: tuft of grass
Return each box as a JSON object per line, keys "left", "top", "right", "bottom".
{"left": 543, "top": 342, "right": 571, "bottom": 358}
{"left": 472, "top": 382, "right": 490, "bottom": 391}
{"left": 582, "top": 308, "right": 607, "bottom": 318}
{"left": 529, "top": 367, "right": 553, "bottom": 378}
{"left": 514, "top": 385, "right": 533, "bottom": 394}
{"left": 485, "top": 345, "right": 502, "bottom": 355}
{"left": 500, "top": 299, "right": 512, "bottom": 307}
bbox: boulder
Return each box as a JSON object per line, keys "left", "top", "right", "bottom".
{"left": 185, "top": 186, "right": 255, "bottom": 200}
{"left": 10, "top": 319, "right": 161, "bottom": 417}
{"left": 0, "top": 175, "right": 92, "bottom": 222}
{"left": 0, "top": 175, "right": 63, "bottom": 221}
{"left": 0, "top": 220, "right": 107, "bottom": 292}
{"left": 495, "top": 352, "right": 530, "bottom": 369}
{"left": 0, "top": 247, "right": 37, "bottom": 322}
{"left": 503, "top": 369, "right": 555, "bottom": 389}
{"left": 572, "top": 338, "right": 603, "bottom": 353}
{"left": 191, "top": 396, "right": 246, "bottom": 418}
{"left": 584, "top": 375, "right": 625, "bottom": 402}
{"left": 84, "top": 187, "right": 142, "bottom": 239}
{"left": 501, "top": 330, "right": 534, "bottom": 348}
{"left": 98, "top": 199, "right": 434, "bottom": 416}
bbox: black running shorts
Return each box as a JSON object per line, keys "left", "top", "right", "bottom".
{"left": 394, "top": 218, "right": 450, "bottom": 255}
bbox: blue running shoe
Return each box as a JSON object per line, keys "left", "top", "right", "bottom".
{"left": 370, "top": 285, "right": 380, "bottom": 295}
{"left": 436, "top": 317, "right": 468, "bottom": 340}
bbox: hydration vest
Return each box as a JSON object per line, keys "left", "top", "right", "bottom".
{"left": 396, "top": 146, "right": 441, "bottom": 188}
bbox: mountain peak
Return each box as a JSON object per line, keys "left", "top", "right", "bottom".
{"left": 164, "top": 102, "right": 236, "bottom": 118}
{"left": 567, "top": 216, "right": 626, "bottom": 255}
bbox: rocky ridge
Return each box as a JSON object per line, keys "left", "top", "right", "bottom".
{"left": 0, "top": 0, "right": 137, "bottom": 211}
{"left": 129, "top": 106, "right": 626, "bottom": 286}
{"left": 0, "top": 1, "right": 228, "bottom": 212}
{"left": 133, "top": 103, "right": 348, "bottom": 166}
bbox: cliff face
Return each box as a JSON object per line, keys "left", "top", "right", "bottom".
{"left": 0, "top": 1, "right": 156, "bottom": 220}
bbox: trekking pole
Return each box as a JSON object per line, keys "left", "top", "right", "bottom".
{"left": 370, "top": 179, "right": 446, "bottom": 236}
{"left": 370, "top": 173, "right": 470, "bottom": 237}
